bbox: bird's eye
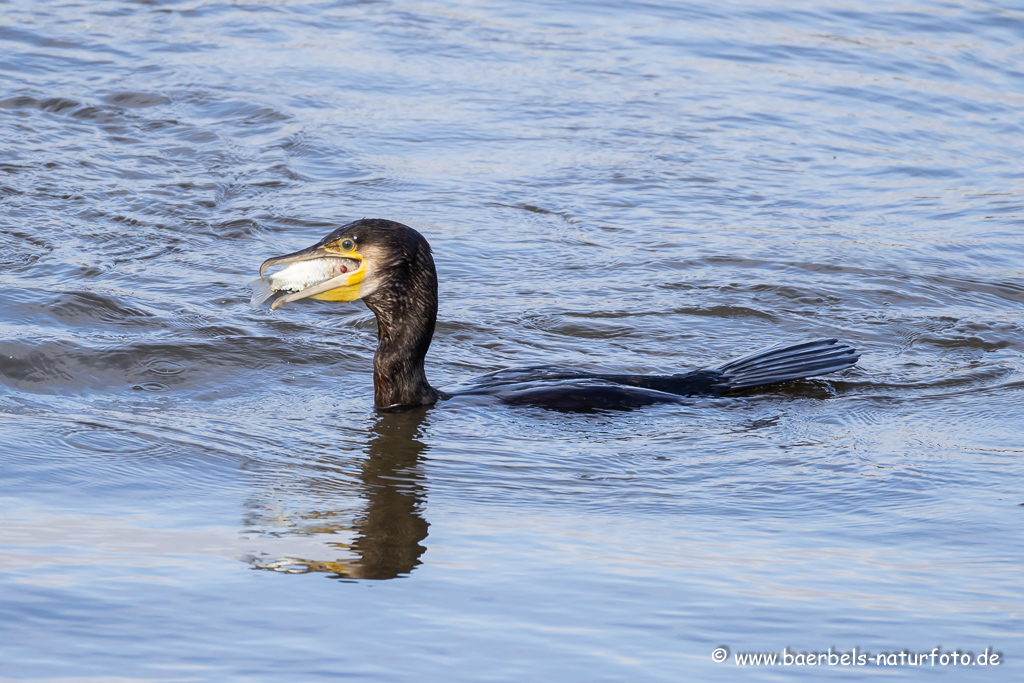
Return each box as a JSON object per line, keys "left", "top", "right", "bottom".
{"left": 341, "top": 239, "right": 355, "bottom": 251}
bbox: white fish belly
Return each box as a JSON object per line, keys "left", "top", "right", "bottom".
{"left": 269, "top": 259, "right": 348, "bottom": 292}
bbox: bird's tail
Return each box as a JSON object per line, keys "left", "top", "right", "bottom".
{"left": 716, "top": 338, "right": 859, "bottom": 391}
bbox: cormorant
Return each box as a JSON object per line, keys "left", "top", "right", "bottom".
{"left": 253, "top": 219, "right": 859, "bottom": 410}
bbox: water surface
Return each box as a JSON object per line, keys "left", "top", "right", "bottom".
{"left": 1, "top": 0, "right": 1023, "bottom": 680}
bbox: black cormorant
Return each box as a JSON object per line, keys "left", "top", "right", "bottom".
{"left": 254, "top": 219, "right": 859, "bottom": 410}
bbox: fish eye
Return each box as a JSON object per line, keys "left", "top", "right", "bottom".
{"left": 341, "top": 239, "right": 355, "bottom": 251}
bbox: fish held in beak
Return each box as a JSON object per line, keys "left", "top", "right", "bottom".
{"left": 250, "top": 248, "right": 362, "bottom": 309}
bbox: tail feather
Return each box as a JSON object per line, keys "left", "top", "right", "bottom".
{"left": 716, "top": 338, "right": 859, "bottom": 391}
{"left": 721, "top": 347, "right": 857, "bottom": 377}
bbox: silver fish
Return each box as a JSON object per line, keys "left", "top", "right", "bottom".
{"left": 249, "top": 258, "right": 350, "bottom": 308}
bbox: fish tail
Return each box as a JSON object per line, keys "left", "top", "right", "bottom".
{"left": 248, "top": 278, "right": 275, "bottom": 309}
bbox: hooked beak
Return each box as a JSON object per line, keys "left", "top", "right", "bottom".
{"left": 259, "top": 242, "right": 367, "bottom": 310}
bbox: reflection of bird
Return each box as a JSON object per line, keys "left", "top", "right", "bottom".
{"left": 254, "top": 219, "right": 860, "bottom": 410}
{"left": 249, "top": 408, "right": 430, "bottom": 580}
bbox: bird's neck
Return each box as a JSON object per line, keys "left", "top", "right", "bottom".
{"left": 364, "top": 267, "right": 439, "bottom": 409}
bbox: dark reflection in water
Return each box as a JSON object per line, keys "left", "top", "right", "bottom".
{"left": 250, "top": 408, "right": 430, "bottom": 581}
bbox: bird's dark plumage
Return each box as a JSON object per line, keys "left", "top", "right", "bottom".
{"left": 255, "top": 219, "right": 860, "bottom": 410}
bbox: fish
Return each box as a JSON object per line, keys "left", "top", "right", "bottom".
{"left": 249, "top": 258, "right": 351, "bottom": 308}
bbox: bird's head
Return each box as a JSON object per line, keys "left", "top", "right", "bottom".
{"left": 258, "top": 219, "right": 433, "bottom": 310}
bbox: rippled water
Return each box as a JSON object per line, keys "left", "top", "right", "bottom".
{"left": 2, "top": 0, "right": 1023, "bottom": 680}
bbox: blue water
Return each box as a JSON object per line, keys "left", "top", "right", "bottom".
{"left": 1, "top": 0, "right": 1023, "bottom": 680}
